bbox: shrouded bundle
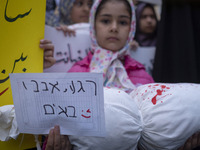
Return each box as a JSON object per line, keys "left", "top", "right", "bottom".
{"left": 130, "top": 83, "right": 200, "bottom": 150}
{"left": 69, "top": 83, "right": 200, "bottom": 150}
{"left": 69, "top": 87, "right": 142, "bottom": 150}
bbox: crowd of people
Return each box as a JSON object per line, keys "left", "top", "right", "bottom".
{"left": 40, "top": 0, "right": 200, "bottom": 150}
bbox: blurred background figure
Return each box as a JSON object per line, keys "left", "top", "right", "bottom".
{"left": 135, "top": 2, "right": 158, "bottom": 46}
{"left": 153, "top": 0, "right": 200, "bottom": 83}
{"left": 55, "top": 0, "right": 60, "bottom": 6}
{"left": 45, "top": 0, "right": 58, "bottom": 25}
{"left": 46, "top": 0, "right": 93, "bottom": 27}
{"left": 128, "top": 1, "right": 160, "bottom": 76}
{"left": 45, "top": 0, "right": 93, "bottom": 36}
{"left": 132, "top": 0, "right": 139, "bottom": 5}
{"left": 130, "top": 2, "right": 158, "bottom": 49}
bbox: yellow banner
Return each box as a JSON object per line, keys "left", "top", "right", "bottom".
{"left": 0, "top": 0, "right": 46, "bottom": 149}
{"left": 0, "top": 134, "right": 42, "bottom": 150}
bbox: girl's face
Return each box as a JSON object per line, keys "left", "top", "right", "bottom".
{"left": 70, "top": 0, "right": 93, "bottom": 24}
{"left": 95, "top": 1, "right": 131, "bottom": 52}
{"left": 132, "top": 0, "right": 138, "bottom": 5}
{"left": 139, "top": 6, "right": 157, "bottom": 34}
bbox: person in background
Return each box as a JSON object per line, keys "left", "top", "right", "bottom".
{"left": 153, "top": 0, "right": 200, "bottom": 84}
{"left": 130, "top": 2, "right": 158, "bottom": 50}
{"left": 55, "top": 0, "right": 60, "bottom": 6}
{"left": 46, "top": 0, "right": 94, "bottom": 36}
{"left": 132, "top": 0, "right": 138, "bottom": 5}
{"left": 45, "top": 0, "right": 58, "bottom": 25}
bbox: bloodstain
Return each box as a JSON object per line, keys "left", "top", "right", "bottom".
{"left": 151, "top": 84, "right": 170, "bottom": 105}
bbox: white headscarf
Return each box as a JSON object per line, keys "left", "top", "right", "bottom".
{"left": 89, "top": 0, "right": 136, "bottom": 93}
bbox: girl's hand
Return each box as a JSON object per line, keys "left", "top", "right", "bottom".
{"left": 56, "top": 25, "right": 76, "bottom": 37}
{"left": 178, "top": 132, "right": 200, "bottom": 150}
{"left": 40, "top": 39, "right": 56, "bottom": 69}
{"left": 130, "top": 40, "right": 139, "bottom": 51}
{"left": 45, "top": 126, "right": 72, "bottom": 150}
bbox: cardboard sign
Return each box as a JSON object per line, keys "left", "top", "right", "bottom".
{"left": 10, "top": 73, "right": 105, "bottom": 137}
{"left": 0, "top": 0, "right": 46, "bottom": 149}
{"left": 0, "top": 0, "right": 45, "bottom": 106}
{"left": 44, "top": 24, "right": 91, "bottom": 73}
{"left": 129, "top": 47, "right": 156, "bottom": 75}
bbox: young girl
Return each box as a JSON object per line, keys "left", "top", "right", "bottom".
{"left": 135, "top": 2, "right": 158, "bottom": 46}
{"left": 68, "top": 0, "right": 154, "bottom": 93}
{"left": 47, "top": 0, "right": 94, "bottom": 36}
{"left": 130, "top": 2, "right": 158, "bottom": 50}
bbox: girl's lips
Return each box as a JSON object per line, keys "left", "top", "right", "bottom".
{"left": 107, "top": 37, "right": 119, "bottom": 41}
{"left": 146, "top": 26, "right": 154, "bottom": 29}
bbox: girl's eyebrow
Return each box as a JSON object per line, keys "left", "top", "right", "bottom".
{"left": 99, "top": 14, "right": 112, "bottom": 17}
{"left": 119, "top": 15, "right": 131, "bottom": 19}
{"left": 99, "top": 14, "right": 130, "bottom": 19}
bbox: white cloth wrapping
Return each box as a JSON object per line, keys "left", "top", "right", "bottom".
{"left": 2, "top": 83, "right": 200, "bottom": 150}
{"left": 69, "top": 87, "right": 142, "bottom": 150}
{"left": 130, "top": 83, "right": 200, "bottom": 150}
{"left": 0, "top": 105, "right": 19, "bottom": 141}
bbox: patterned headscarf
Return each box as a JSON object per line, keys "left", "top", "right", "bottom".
{"left": 89, "top": 0, "right": 137, "bottom": 93}
{"left": 59, "top": 0, "right": 76, "bottom": 25}
{"left": 47, "top": 0, "right": 95, "bottom": 26}
{"left": 46, "top": 0, "right": 76, "bottom": 26}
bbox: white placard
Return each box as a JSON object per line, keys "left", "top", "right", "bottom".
{"left": 44, "top": 24, "right": 91, "bottom": 73}
{"left": 10, "top": 73, "right": 105, "bottom": 137}
{"left": 129, "top": 47, "right": 156, "bottom": 75}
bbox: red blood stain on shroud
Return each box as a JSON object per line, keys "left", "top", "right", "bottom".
{"left": 151, "top": 84, "right": 170, "bottom": 105}
{"left": 0, "top": 87, "right": 9, "bottom": 96}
